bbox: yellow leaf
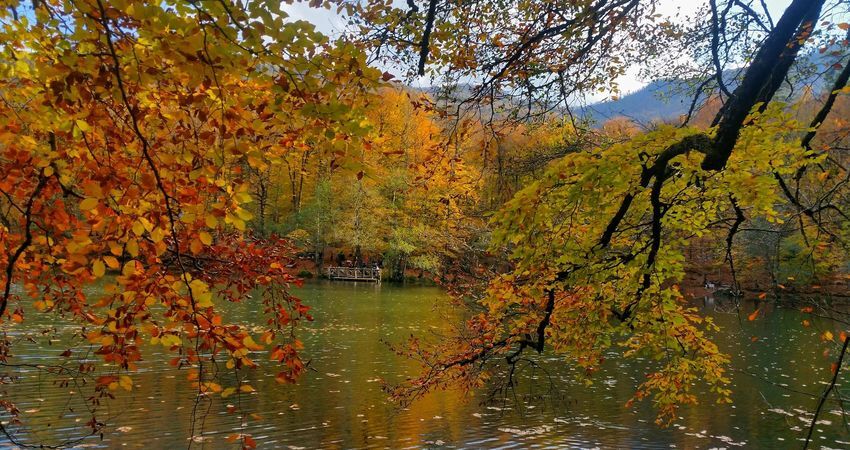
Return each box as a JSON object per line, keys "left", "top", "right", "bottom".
{"left": 160, "top": 334, "right": 181, "bottom": 347}
{"left": 75, "top": 119, "right": 91, "bottom": 132}
{"left": 239, "top": 384, "right": 256, "bottom": 393}
{"left": 132, "top": 221, "right": 145, "bottom": 236}
{"left": 234, "top": 191, "right": 253, "bottom": 203}
{"left": 126, "top": 239, "right": 139, "bottom": 257}
{"left": 243, "top": 336, "right": 262, "bottom": 350}
{"left": 119, "top": 375, "right": 133, "bottom": 391}
{"left": 122, "top": 261, "right": 136, "bottom": 277}
{"left": 236, "top": 208, "right": 254, "bottom": 221}
{"left": 150, "top": 227, "right": 165, "bottom": 243}
{"left": 196, "top": 291, "right": 213, "bottom": 308}
{"left": 92, "top": 260, "right": 106, "bottom": 278}
{"left": 199, "top": 231, "right": 213, "bottom": 246}
{"left": 205, "top": 214, "right": 218, "bottom": 228}
{"left": 79, "top": 198, "right": 98, "bottom": 211}
{"left": 221, "top": 387, "right": 237, "bottom": 398}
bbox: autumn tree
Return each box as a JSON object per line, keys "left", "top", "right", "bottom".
{"left": 342, "top": 0, "right": 850, "bottom": 425}
{"left": 361, "top": 88, "right": 481, "bottom": 279}
{"left": 0, "top": 0, "right": 379, "bottom": 445}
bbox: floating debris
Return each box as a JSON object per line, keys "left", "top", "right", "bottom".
{"left": 497, "top": 425, "right": 553, "bottom": 436}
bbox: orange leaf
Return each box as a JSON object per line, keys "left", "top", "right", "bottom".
{"left": 748, "top": 309, "right": 760, "bottom": 321}
{"left": 190, "top": 238, "right": 202, "bottom": 254}
{"left": 103, "top": 255, "right": 120, "bottom": 269}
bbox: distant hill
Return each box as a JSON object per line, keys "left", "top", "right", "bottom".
{"left": 582, "top": 79, "right": 693, "bottom": 124}
{"left": 583, "top": 51, "right": 842, "bottom": 125}
{"left": 418, "top": 51, "right": 843, "bottom": 125}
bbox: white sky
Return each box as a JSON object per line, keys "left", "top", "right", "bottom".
{"left": 283, "top": 0, "right": 793, "bottom": 97}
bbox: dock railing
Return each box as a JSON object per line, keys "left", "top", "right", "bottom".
{"left": 326, "top": 266, "right": 382, "bottom": 282}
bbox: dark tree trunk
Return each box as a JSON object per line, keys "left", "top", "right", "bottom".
{"left": 703, "top": 0, "right": 826, "bottom": 170}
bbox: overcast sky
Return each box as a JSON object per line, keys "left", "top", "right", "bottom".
{"left": 283, "top": 0, "right": 794, "bottom": 98}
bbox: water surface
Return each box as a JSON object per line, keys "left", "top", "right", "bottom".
{"left": 2, "top": 281, "right": 849, "bottom": 448}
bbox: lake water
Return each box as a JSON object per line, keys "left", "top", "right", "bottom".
{"left": 2, "top": 281, "right": 850, "bottom": 448}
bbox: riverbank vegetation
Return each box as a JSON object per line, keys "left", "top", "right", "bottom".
{"left": 2, "top": 0, "right": 850, "bottom": 446}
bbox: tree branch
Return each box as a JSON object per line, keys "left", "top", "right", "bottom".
{"left": 416, "top": 0, "right": 438, "bottom": 76}
{"left": 804, "top": 336, "right": 850, "bottom": 449}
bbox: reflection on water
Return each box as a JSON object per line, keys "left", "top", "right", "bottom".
{"left": 2, "top": 281, "right": 850, "bottom": 448}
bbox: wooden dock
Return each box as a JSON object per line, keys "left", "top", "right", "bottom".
{"left": 326, "top": 266, "right": 382, "bottom": 282}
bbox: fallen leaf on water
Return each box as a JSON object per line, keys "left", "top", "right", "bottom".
{"left": 748, "top": 309, "right": 760, "bottom": 321}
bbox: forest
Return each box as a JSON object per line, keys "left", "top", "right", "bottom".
{"left": 1, "top": 0, "right": 850, "bottom": 448}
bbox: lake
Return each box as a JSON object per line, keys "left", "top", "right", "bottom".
{"left": 1, "top": 281, "right": 849, "bottom": 448}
